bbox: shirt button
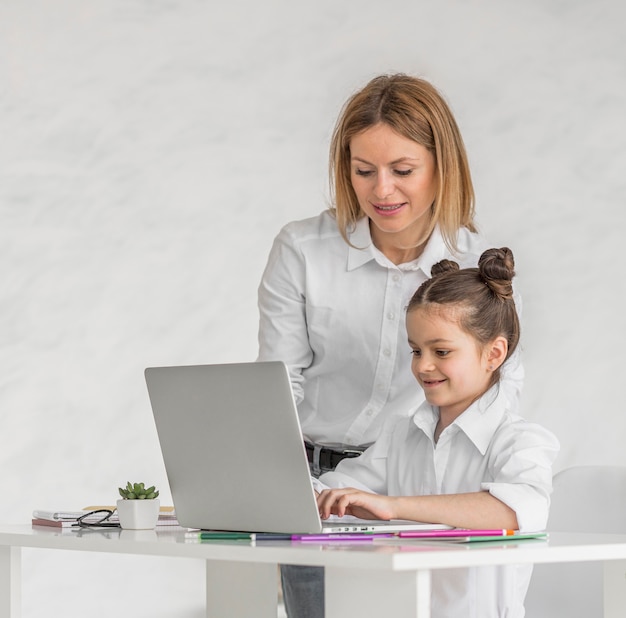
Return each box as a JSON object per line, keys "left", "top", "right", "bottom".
{"left": 365, "top": 409, "right": 374, "bottom": 417}
{"left": 387, "top": 312, "right": 395, "bottom": 320}
{"left": 383, "top": 349, "right": 391, "bottom": 357}
{"left": 392, "top": 274, "right": 400, "bottom": 282}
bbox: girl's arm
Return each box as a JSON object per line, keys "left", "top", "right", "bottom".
{"left": 317, "top": 488, "right": 519, "bottom": 530}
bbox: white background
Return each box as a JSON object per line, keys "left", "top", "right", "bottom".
{"left": 1, "top": 0, "right": 625, "bottom": 615}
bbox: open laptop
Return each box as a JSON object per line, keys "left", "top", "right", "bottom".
{"left": 145, "top": 361, "right": 449, "bottom": 534}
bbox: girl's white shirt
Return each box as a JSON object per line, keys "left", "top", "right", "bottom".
{"left": 313, "top": 385, "right": 560, "bottom": 618}
{"left": 257, "top": 210, "right": 524, "bottom": 447}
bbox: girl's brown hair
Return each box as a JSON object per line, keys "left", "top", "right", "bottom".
{"left": 407, "top": 247, "right": 520, "bottom": 383}
{"left": 329, "top": 73, "right": 476, "bottom": 252}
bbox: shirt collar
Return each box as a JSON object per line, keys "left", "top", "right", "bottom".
{"left": 453, "top": 385, "right": 509, "bottom": 454}
{"left": 412, "top": 401, "right": 439, "bottom": 441}
{"left": 412, "top": 385, "right": 510, "bottom": 454}
{"left": 346, "top": 217, "right": 377, "bottom": 271}
{"left": 346, "top": 218, "right": 450, "bottom": 274}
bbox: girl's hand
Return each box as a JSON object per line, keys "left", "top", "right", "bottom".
{"left": 316, "top": 487, "right": 396, "bottom": 521}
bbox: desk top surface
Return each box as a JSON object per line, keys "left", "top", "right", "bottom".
{"left": 2, "top": 525, "right": 626, "bottom": 572}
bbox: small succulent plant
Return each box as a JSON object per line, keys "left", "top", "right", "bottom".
{"left": 118, "top": 481, "right": 159, "bottom": 500}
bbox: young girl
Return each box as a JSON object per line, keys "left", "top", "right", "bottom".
{"left": 314, "top": 247, "right": 560, "bottom": 618}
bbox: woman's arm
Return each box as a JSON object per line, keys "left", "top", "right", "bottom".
{"left": 257, "top": 227, "right": 310, "bottom": 404}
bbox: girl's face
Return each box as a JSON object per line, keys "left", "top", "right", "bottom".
{"left": 407, "top": 307, "right": 498, "bottom": 421}
{"left": 349, "top": 123, "right": 437, "bottom": 250}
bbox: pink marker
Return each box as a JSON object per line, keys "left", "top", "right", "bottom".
{"left": 399, "top": 529, "right": 516, "bottom": 539}
{"left": 293, "top": 533, "right": 395, "bottom": 542}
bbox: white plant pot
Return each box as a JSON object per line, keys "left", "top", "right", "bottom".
{"left": 116, "top": 498, "right": 160, "bottom": 530}
{"left": 120, "top": 529, "right": 158, "bottom": 542}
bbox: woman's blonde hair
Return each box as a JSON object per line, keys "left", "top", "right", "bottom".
{"left": 329, "top": 74, "right": 476, "bottom": 253}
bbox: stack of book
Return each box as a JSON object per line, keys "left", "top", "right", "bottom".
{"left": 152, "top": 506, "right": 180, "bottom": 527}
{"left": 32, "top": 510, "right": 103, "bottom": 529}
{"left": 32, "top": 506, "right": 180, "bottom": 529}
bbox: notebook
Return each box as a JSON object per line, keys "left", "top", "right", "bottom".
{"left": 145, "top": 361, "right": 450, "bottom": 535}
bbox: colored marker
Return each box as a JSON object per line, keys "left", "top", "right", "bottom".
{"left": 398, "top": 529, "right": 517, "bottom": 539}
{"left": 185, "top": 531, "right": 292, "bottom": 541}
{"left": 293, "top": 533, "right": 395, "bottom": 542}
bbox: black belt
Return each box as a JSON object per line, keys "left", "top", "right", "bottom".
{"left": 305, "top": 441, "right": 364, "bottom": 472}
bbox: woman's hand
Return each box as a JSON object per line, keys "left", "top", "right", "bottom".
{"left": 316, "top": 487, "right": 396, "bottom": 521}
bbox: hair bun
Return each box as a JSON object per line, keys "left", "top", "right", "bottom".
{"left": 478, "top": 247, "right": 515, "bottom": 300}
{"left": 430, "top": 259, "right": 460, "bottom": 278}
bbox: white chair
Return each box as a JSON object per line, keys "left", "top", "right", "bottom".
{"left": 524, "top": 465, "right": 626, "bottom": 617}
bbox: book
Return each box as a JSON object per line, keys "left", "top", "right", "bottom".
{"left": 396, "top": 529, "right": 548, "bottom": 543}
{"left": 32, "top": 518, "right": 78, "bottom": 529}
{"left": 32, "top": 510, "right": 86, "bottom": 521}
{"left": 458, "top": 532, "right": 548, "bottom": 543}
{"left": 32, "top": 509, "right": 116, "bottom": 524}
{"left": 82, "top": 505, "right": 176, "bottom": 514}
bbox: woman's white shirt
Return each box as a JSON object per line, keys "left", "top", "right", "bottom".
{"left": 314, "top": 386, "right": 560, "bottom": 618}
{"left": 257, "top": 210, "right": 523, "bottom": 447}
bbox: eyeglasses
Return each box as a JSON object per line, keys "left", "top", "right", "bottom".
{"left": 76, "top": 509, "right": 120, "bottom": 529}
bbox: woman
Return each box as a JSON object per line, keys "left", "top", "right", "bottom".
{"left": 257, "top": 73, "right": 522, "bottom": 617}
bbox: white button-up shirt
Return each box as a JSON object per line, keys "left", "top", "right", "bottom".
{"left": 257, "top": 210, "right": 523, "bottom": 447}
{"left": 315, "top": 386, "right": 560, "bottom": 618}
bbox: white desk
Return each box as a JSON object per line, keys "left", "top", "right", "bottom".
{"left": 2, "top": 524, "right": 626, "bottom": 617}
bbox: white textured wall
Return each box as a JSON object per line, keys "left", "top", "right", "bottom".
{"left": 1, "top": 0, "right": 625, "bottom": 615}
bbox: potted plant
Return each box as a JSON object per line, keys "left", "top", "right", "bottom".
{"left": 116, "top": 482, "right": 160, "bottom": 530}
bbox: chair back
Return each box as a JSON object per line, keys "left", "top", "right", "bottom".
{"left": 524, "top": 465, "right": 626, "bottom": 617}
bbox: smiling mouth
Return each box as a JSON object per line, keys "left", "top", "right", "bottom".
{"left": 373, "top": 203, "right": 405, "bottom": 213}
{"left": 422, "top": 379, "right": 446, "bottom": 387}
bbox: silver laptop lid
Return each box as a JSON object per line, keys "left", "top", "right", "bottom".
{"left": 146, "top": 361, "right": 323, "bottom": 534}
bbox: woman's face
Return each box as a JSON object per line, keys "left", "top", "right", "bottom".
{"left": 349, "top": 123, "right": 437, "bottom": 250}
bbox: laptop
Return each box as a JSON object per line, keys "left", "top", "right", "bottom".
{"left": 145, "top": 361, "right": 450, "bottom": 534}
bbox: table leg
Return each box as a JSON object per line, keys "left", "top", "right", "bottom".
{"left": 604, "top": 559, "right": 626, "bottom": 618}
{"left": 325, "top": 566, "right": 431, "bottom": 618}
{"left": 0, "top": 546, "right": 20, "bottom": 618}
{"left": 205, "top": 560, "right": 278, "bottom": 617}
